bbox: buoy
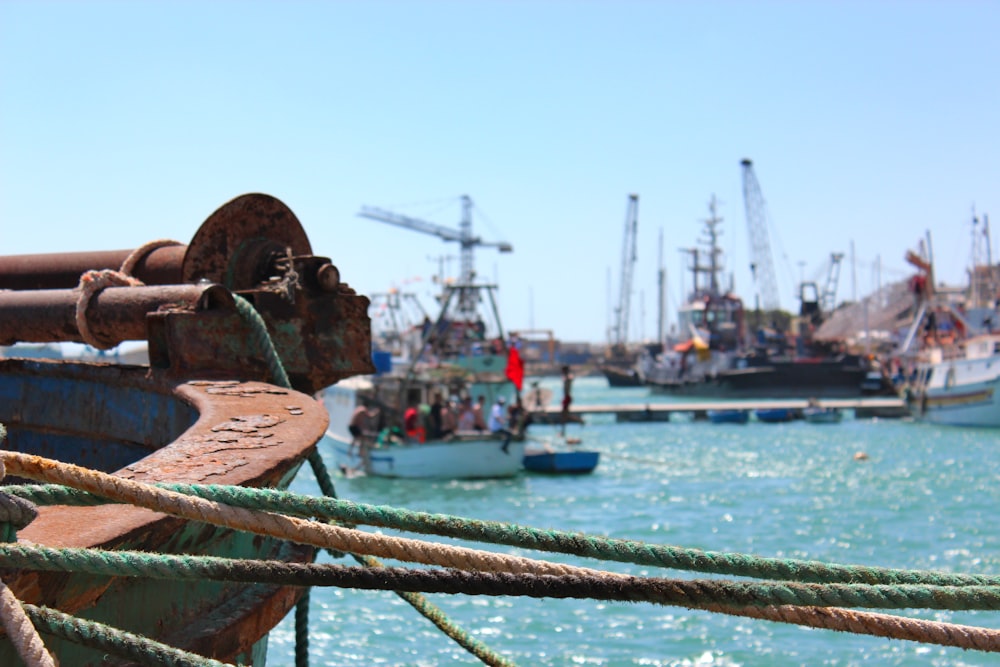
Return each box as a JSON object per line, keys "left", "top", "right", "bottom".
{"left": 854, "top": 451, "right": 869, "bottom": 461}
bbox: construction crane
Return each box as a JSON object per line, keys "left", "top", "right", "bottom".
{"left": 358, "top": 195, "right": 512, "bottom": 317}
{"left": 740, "top": 159, "right": 781, "bottom": 312}
{"left": 820, "top": 252, "right": 845, "bottom": 314}
{"left": 799, "top": 252, "right": 845, "bottom": 325}
{"left": 610, "top": 194, "right": 639, "bottom": 352}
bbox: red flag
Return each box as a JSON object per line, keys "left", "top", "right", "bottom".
{"left": 505, "top": 347, "right": 524, "bottom": 391}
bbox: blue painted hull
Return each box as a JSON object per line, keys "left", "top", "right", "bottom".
{"left": 754, "top": 408, "right": 798, "bottom": 423}
{"left": 707, "top": 409, "right": 749, "bottom": 424}
{"left": 523, "top": 450, "right": 599, "bottom": 474}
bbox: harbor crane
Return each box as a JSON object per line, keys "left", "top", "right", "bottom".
{"left": 610, "top": 194, "right": 639, "bottom": 353}
{"left": 799, "top": 252, "right": 845, "bottom": 325}
{"left": 740, "top": 158, "right": 781, "bottom": 312}
{"left": 358, "top": 195, "right": 512, "bottom": 318}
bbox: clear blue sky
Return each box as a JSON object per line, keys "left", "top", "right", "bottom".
{"left": 3, "top": 1, "right": 998, "bottom": 343}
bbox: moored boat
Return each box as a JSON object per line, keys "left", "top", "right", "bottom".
{"left": 523, "top": 449, "right": 600, "bottom": 474}
{"left": 754, "top": 407, "right": 800, "bottom": 423}
{"left": 707, "top": 409, "right": 750, "bottom": 424}
{"left": 333, "top": 432, "right": 526, "bottom": 479}
{"left": 324, "top": 196, "right": 528, "bottom": 477}
{"left": 895, "top": 231, "right": 1000, "bottom": 428}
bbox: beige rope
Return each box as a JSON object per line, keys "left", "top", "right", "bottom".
{"left": 73, "top": 239, "right": 182, "bottom": 350}
{"left": 74, "top": 270, "right": 143, "bottom": 349}
{"left": 8, "top": 451, "right": 1000, "bottom": 653}
{"left": 0, "top": 579, "right": 55, "bottom": 667}
{"left": 1, "top": 452, "right": 596, "bottom": 578}
{"left": 701, "top": 604, "right": 1000, "bottom": 652}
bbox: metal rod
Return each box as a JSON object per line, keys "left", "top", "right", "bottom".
{"left": 0, "top": 246, "right": 188, "bottom": 291}
{"left": 0, "top": 284, "right": 226, "bottom": 347}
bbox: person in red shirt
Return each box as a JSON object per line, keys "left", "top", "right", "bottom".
{"left": 403, "top": 401, "right": 422, "bottom": 441}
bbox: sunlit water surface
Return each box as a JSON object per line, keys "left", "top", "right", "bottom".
{"left": 268, "top": 377, "right": 1000, "bottom": 666}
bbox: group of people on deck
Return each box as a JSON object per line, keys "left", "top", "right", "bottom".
{"left": 348, "top": 363, "right": 574, "bottom": 454}
{"left": 402, "top": 393, "right": 489, "bottom": 442}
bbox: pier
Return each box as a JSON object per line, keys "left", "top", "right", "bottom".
{"left": 529, "top": 397, "right": 909, "bottom": 423}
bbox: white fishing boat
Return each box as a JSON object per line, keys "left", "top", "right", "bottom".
{"left": 896, "top": 224, "right": 1000, "bottom": 428}
{"left": 906, "top": 334, "right": 1000, "bottom": 427}
{"left": 322, "top": 195, "right": 528, "bottom": 477}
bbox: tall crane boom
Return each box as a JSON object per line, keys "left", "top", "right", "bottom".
{"left": 358, "top": 195, "right": 512, "bottom": 317}
{"left": 740, "top": 159, "right": 781, "bottom": 312}
{"left": 612, "top": 194, "right": 639, "bottom": 348}
{"left": 820, "top": 252, "right": 845, "bottom": 314}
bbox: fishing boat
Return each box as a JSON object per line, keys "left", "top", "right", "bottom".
{"left": 905, "top": 334, "right": 1000, "bottom": 427}
{"left": 0, "top": 193, "right": 373, "bottom": 664}
{"left": 644, "top": 196, "right": 889, "bottom": 400}
{"left": 896, "top": 230, "right": 1000, "bottom": 428}
{"left": 323, "top": 196, "right": 529, "bottom": 477}
{"left": 643, "top": 197, "right": 747, "bottom": 394}
{"left": 335, "top": 432, "right": 525, "bottom": 479}
{"left": 707, "top": 409, "right": 750, "bottom": 424}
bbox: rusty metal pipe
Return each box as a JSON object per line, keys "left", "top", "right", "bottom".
{"left": 0, "top": 246, "right": 189, "bottom": 291}
{"left": 0, "top": 284, "right": 233, "bottom": 347}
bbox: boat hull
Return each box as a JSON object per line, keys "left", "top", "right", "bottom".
{"left": 523, "top": 450, "right": 599, "bottom": 474}
{"left": 330, "top": 434, "right": 526, "bottom": 478}
{"left": 649, "top": 360, "right": 885, "bottom": 399}
{"left": 707, "top": 409, "right": 749, "bottom": 424}
{"left": 906, "top": 355, "right": 1000, "bottom": 428}
{"left": 602, "top": 365, "right": 643, "bottom": 387}
{"left": 754, "top": 407, "right": 799, "bottom": 423}
{"left": 0, "top": 359, "right": 326, "bottom": 666}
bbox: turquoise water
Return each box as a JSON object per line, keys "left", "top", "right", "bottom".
{"left": 268, "top": 377, "right": 1000, "bottom": 666}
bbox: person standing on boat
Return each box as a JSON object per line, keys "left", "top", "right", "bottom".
{"left": 440, "top": 397, "right": 458, "bottom": 439}
{"left": 560, "top": 365, "right": 574, "bottom": 437}
{"left": 403, "top": 401, "right": 423, "bottom": 442}
{"left": 429, "top": 392, "right": 445, "bottom": 439}
{"left": 349, "top": 401, "right": 379, "bottom": 456}
{"left": 472, "top": 395, "right": 488, "bottom": 431}
{"left": 457, "top": 396, "right": 476, "bottom": 431}
{"left": 489, "top": 396, "right": 512, "bottom": 453}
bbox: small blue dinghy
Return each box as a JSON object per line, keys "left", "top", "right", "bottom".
{"left": 707, "top": 409, "right": 750, "bottom": 424}
{"left": 754, "top": 407, "right": 799, "bottom": 423}
{"left": 523, "top": 450, "right": 600, "bottom": 474}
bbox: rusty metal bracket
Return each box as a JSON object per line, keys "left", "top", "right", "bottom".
{"left": 0, "top": 194, "right": 374, "bottom": 393}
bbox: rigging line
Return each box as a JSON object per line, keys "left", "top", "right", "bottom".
{"left": 469, "top": 201, "right": 510, "bottom": 244}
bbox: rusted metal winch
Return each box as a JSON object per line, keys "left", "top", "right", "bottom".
{"left": 0, "top": 193, "right": 374, "bottom": 393}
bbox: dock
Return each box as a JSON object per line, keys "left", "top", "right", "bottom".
{"left": 529, "top": 397, "right": 909, "bottom": 423}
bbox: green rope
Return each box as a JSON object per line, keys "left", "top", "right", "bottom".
{"left": 232, "top": 293, "right": 291, "bottom": 389}
{"left": 294, "top": 591, "right": 309, "bottom": 667}
{"left": 4, "top": 544, "right": 1000, "bottom": 615}
{"left": 8, "top": 481, "right": 999, "bottom": 590}
{"left": 24, "top": 603, "right": 239, "bottom": 667}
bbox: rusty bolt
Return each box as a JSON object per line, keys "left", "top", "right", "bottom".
{"left": 317, "top": 263, "right": 340, "bottom": 292}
